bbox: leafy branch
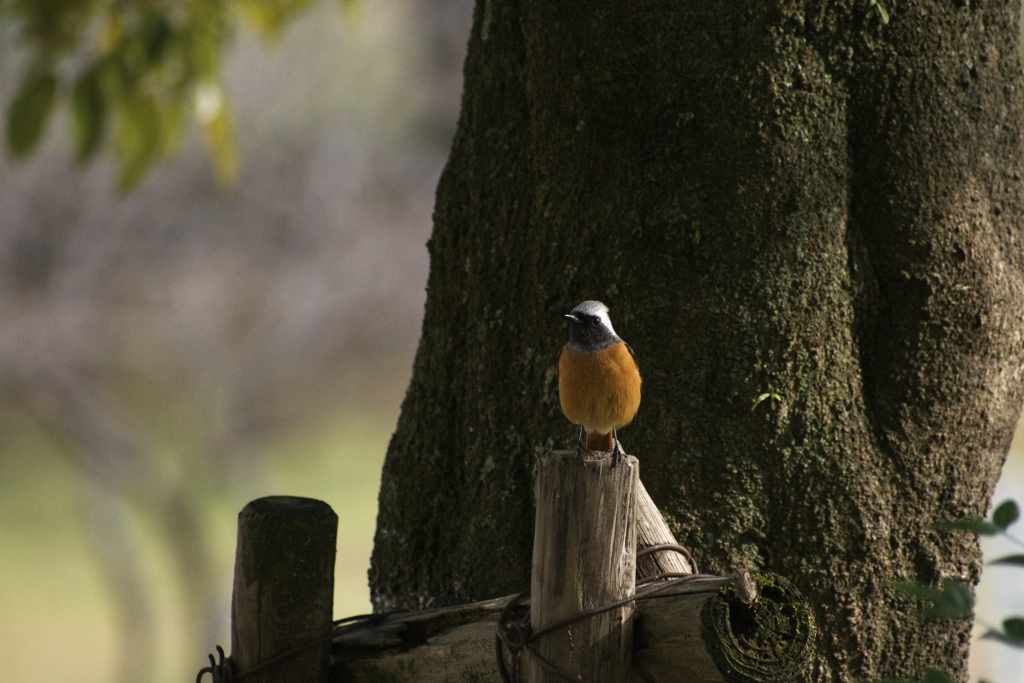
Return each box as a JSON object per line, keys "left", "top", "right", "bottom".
{"left": 882, "top": 499, "right": 1024, "bottom": 683}
{"left": 3, "top": 0, "right": 342, "bottom": 190}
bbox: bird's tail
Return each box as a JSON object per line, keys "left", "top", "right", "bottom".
{"left": 585, "top": 431, "right": 614, "bottom": 451}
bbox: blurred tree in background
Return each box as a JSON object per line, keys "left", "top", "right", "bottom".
{"left": 0, "top": 1, "right": 472, "bottom": 681}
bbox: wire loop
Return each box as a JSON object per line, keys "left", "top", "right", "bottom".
{"left": 496, "top": 543, "right": 710, "bottom": 683}
{"left": 196, "top": 646, "right": 235, "bottom": 683}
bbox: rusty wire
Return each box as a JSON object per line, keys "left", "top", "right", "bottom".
{"left": 198, "top": 547, "right": 705, "bottom": 683}
{"left": 194, "top": 614, "right": 377, "bottom": 683}
{"left": 636, "top": 542, "right": 700, "bottom": 577}
{"left": 196, "top": 646, "right": 236, "bottom": 683}
{"left": 495, "top": 544, "right": 714, "bottom": 683}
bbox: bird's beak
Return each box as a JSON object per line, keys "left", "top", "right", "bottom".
{"left": 564, "top": 314, "right": 579, "bottom": 323}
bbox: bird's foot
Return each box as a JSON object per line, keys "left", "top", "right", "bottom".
{"left": 610, "top": 427, "right": 624, "bottom": 468}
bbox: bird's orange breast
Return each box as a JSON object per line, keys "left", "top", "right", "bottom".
{"left": 557, "top": 341, "right": 641, "bottom": 436}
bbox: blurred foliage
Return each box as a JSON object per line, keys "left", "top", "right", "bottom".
{"left": 881, "top": 499, "right": 1024, "bottom": 683}
{"left": 1, "top": 0, "right": 349, "bottom": 190}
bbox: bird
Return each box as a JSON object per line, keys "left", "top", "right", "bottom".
{"left": 556, "top": 300, "right": 641, "bottom": 465}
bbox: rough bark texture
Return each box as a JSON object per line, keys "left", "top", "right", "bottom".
{"left": 370, "top": 1, "right": 1024, "bottom": 681}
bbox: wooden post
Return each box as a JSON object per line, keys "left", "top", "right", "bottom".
{"left": 636, "top": 478, "right": 693, "bottom": 579}
{"left": 530, "top": 450, "right": 638, "bottom": 683}
{"left": 231, "top": 496, "right": 337, "bottom": 683}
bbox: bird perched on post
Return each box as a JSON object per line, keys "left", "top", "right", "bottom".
{"left": 557, "top": 300, "right": 641, "bottom": 465}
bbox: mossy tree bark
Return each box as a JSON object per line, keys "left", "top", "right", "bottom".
{"left": 370, "top": 2, "right": 1024, "bottom": 680}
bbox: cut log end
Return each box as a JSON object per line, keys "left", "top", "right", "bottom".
{"left": 701, "top": 572, "right": 816, "bottom": 683}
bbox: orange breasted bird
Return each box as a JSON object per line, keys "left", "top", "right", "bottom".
{"left": 557, "top": 300, "right": 641, "bottom": 465}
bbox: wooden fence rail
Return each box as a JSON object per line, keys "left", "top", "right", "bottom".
{"left": 207, "top": 451, "right": 814, "bottom": 683}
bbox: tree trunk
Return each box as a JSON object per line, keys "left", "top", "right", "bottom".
{"left": 370, "top": 2, "right": 1024, "bottom": 681}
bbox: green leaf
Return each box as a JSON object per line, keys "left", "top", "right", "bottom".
{"left": 1005, "top": 617, "right": 1024, "bottom": 639}
{"left": 751, "top": 392, "right": 782, "bottom": 411}
{"left": 6, "top": 70, "right": 58, "bottom": 157}
{"left": 921, "top": 670, "right": 954, "bottom": 683}
{"left": 71, "top": 66, "right": 107, "bottom": 163}
{"left": 890, "top": 579, "right": 974, "bottom": 620}
{"left": 867, "top": 0, "right": 891, "bottom": 24}
{"left": 922, "top": 580, "right": 973, "bottom": 620}
{"left": 193, "top": 81, "right": 236, "bottom": 181}
{"left": 141, "top": 11, "right": 173, "bottom": 63}
{"left": 992, "top": 499, "right": 1019, "bottom": 530}
{"left": 115, "top": 94, "right": 162, "bottom": 191}
{"left": 236, "top": 0, "right": 319, "bottom": 40}
{"left": 890, "top": 580, "right": 945, "bottom": 602}
{"left": 199, "top": 93, "right": 238, "bottom": 185}
{"left": 989, "top": 553, "right": 1024, "bottom": 567}
{"left": 931, "top": 518, "right": 1003, "bottom": 535}
{"left": 981, "top": 618, "right": 1024, "bottom": 648}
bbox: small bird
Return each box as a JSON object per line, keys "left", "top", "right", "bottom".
{"left": 557, "top": 300, "right": 641, "bottom": 465}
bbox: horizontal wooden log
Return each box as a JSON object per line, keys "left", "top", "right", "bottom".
{"left": 331, "top": 572, "right": 814, "bottom": 683}
{"left": 331, "top": 595, "right": 518, "bottom": 683}
{"left": 633, "top": 572, "right": 815, "bottom": 683}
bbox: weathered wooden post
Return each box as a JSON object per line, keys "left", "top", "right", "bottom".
{"left": 636, "top": 478, "right": 693, "bottom": 578}
{"left": 231, "top": 496, "right": 337, "bottom": 683}
{"left": 530, "top": 450, "right": 638, "bottom": 683}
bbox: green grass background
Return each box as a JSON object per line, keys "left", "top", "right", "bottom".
{"left": 0, "top": 405, "right": 394, "bottom": 683}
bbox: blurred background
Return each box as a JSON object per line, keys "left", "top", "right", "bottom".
{"left": 0, "top": 1, "right": 1021, "bottom": 681}
{"left": 0, "top": 1, "right": 472, "bottom": 681}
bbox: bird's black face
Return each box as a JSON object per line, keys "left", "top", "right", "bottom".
{"left": 565, "top": 307, "right": 619, "bottom": 351}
